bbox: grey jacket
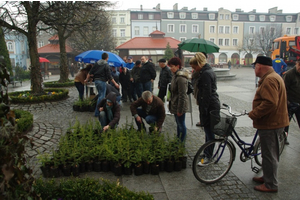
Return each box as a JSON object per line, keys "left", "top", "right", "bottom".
{"left": 169, "top": 69, "right": 189, "bottom": 114}
{"left": 89, "top": 59, "right": 112, "bottom": 82}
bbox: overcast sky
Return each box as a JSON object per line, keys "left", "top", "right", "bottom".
{"left": 112, "top": 0, "right": 299, "bottom": 13}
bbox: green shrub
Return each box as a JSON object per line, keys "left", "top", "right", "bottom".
{"left": 33, "top": 178, "right": 154, "bottom": 200}
{"left": 14, "top": 109, "right": 33, "bottom": 132}
{"left": 9, "top": 88, "right": 69, "bottom": 103}
{"left": 44, "top": 80, "right": 74, "bottom": 88}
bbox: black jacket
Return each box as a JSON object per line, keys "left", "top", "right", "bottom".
{"left": 89, "top": 60, "right": 112, "bottom": 82}
{"left": 139, "top": 62, "right": 156, "bottom": 83}
{"left": 158, "top": 66, "right": 172, "bottom": 88}
{"left": 196, "top": 63, "right": 220, "bottom": 127}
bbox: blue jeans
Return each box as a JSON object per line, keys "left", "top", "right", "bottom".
{"left": 75, "top": 82, "right": 84, "bottom": 100}
{"left": 135, "top": 82, "right": 143, "bottom": 98}
{"left": 135, "top": 108, "right": 158, "bottom": 131}
{"left": 94, "top": 80, "right": 106, "bottom": 116}
{"left": 141, "top": 81, "right": 152, "bottom": 92}
{"left": 174, "top": 113, "right": 186, "bottom": 143}
{"left": 204, "top": 126, "right": 216, "bottom": 157}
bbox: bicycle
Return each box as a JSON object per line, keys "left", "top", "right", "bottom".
{"left": 192, "top": 103, "right": 287, "bottom": 184}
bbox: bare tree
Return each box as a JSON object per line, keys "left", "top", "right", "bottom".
{"left": 0, "top": 1, "right": 43, "bottom": 94}
{"left": 240, "top": 34, "right": 260, "bottom": 56}
{"left": 39, "top": 1, "right": 114, "bottom": 82}
{"left": 255, "top": 25, "right": 283, "bottom": 56}
{"left": 68, "top": 13, "right": 116, "bottom": 53}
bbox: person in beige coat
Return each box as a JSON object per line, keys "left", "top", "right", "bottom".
{"left": 249, "top": 56, "right": 289, "bottom": 193}
{"left": 74, "top": 64, "right": 92, "bottom": 100}
{"left": 168, "top": 57, "right": 189, "bottom": 143}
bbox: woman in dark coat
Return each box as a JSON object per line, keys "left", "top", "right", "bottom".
{"left": 189, "top": 53, "right": 220, "bottom": 164}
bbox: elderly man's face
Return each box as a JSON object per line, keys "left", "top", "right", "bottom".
{"left": 145, "top": 95, "right": 153, "bottom": 105}
{"left": 141, "top": 56, "right": 146, "bottom": 64}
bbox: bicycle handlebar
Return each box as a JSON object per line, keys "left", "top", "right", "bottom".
{"left": 222, "top": 103, "right": 248, "bottom": 117}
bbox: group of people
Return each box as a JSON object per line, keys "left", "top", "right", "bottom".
{"left": 73, "top": 51, "right": 300, "bottom": 194}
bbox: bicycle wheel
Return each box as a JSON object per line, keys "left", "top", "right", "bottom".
{"left": 254, "top": 131, "right": 287, "bottom": 166}
{"left": 192, "top": 139, "right": 234, "bottom": 184}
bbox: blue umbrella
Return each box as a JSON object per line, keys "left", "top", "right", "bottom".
{"left": 75, "top": 50, "right": 125, "bottom": 67}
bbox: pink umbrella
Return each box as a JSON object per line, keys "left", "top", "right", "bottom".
{"left": 39, "top": 57, "right": 50, "bottom": 63}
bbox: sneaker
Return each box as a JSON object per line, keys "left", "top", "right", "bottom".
{"left": 197, "top": 157, "right": 211, "bottom": 167}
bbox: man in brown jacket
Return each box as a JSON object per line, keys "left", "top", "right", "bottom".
{"left": 249, "top": 56, "right": 289, "bottom": 193}
{"left": 130, "top": 91, "right": 165, "bottom": 132}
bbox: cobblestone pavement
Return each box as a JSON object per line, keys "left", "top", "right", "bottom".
{"left": 9, "top": 67, "right": 300, "bottom": 200}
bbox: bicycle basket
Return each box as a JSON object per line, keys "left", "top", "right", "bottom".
{"left": 210, "top": 110, "right": 237, "bottom": 136}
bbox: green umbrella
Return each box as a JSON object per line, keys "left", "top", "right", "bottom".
{"left": 178, "top": 38, "right": 220, "bottom": 53}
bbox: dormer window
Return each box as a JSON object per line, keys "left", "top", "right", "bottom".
{"left": 249, "top": 15, "right": 255, "bottom": 21}
{"left": 167, "top": 12, "right": 174, "bottom": 18}
{"left": 192, "top": 13, "right": 198, "bottom": 19}
{"left": 209, "top": 13, "right": 215, "bottom": 20}
{"left": 179, "top": 12, "right": 186, "bottom": 19}
{"left": 259, "top": 15, "right": 265, "bottom": 21}
{"left": 286, "top": 15, "right": 292, "bottom": 22}
{"left": 270, "top": 15, "right": 276, "bottom": 22}
{"left": 232, "top": 14, "right": 239, "bottom": 20}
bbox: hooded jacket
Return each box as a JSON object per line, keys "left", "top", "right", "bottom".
{"left": 196, "top": 63, "right": 220, "bottom": 127}
{"left": 89, "top": 59, "right": 113, "bottom": 82}
{"left": 97, "top": 92, "right": 121, "bottom": 128}
{"left": 169, "top": 69, "right": 189, "bottom": 114}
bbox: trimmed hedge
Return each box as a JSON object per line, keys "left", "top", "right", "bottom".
{"left": 33, "top": 177, "right": 154, "bottom": 200}
{"left": 9, "top": 88, "right": 69, "bottom": 103}
{"left": 14, "top": 109, "right": 33, "bottom": 133}
{"left": 44, "top": 80, "right": 74, "bottom": 88}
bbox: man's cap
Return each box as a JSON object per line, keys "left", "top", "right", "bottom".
{"left": 135, "top": 60, "right": 141, "bottom": 65}
{"left": 149, "top": 58, "right": 152, "bottom": 61}
{"left": 158, "top": 58, "right": 166, "bottom": 63}
{"left": 127, "top": 56, "right": 133, "bottom": 59}
{"left": 252, "top": 56, "right": 272, "bottom": 66}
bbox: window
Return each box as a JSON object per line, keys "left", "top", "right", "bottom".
{"left": 167, "top": 24, "right": 174, "bottom": 33}
{"left": 219, "top": 14, "right": 224, "bottom": 20}
{"left": 219, "top": 26, "right": 224, "bottom": 33}
{"left": 225, "top": 26, "right": 230, "bottom": 34}
{"left": 120, "top": 17, "right": 125, "bottom": 24}
{"left": 295, "top": 28, "right": 299, "bottom": 35}
{"left": 143, "top": 27, "right": 148, "bottom": 36}
{"left": 286, "top": 15, "right": 292, "bottom": 22}
{"left": 209, "top": 14, "right": 215, "bottom": 20}
{"left": 180, "top": 24, "right": 186, "bottom": 33}
{"left": 225, "top": 14, "right": 229, "bottom": 20}
{"left": 21, "top": 41, "right": 25, "bottom": 51}
{"left": 260, "top": 27, "right": 265, "bottom": 34}
{"left": 179, "top": 12, "right": 186, "bottom": 19}
{"left": 134, "top": 26, "right": 140, "bottom": 35}
{"left": 210, "top": 38, "right": 215, "bottom": 43}
{"left": 7, "top": 42, "right": 14, "bottom": 51}
{"left": 179, "top": 37, "right": 187, "bottom": 42}
{"left": 249, "top": 26, "right": 255, "bottom": 34}
{"left": 192, "top": 25, "right": 199, "bottom": 33}
{"left": 286, "top": 28, "right": 291, "bottom": 34}
{"left": 112, "top": 29, "right": 117, "bottom": 37}
{"left": 149, "top": 14, "right": 154, "bottom": 19}
{"left": 38, "top": 41, "right": 44, "bottom": 48}
{"left": 120, "top": 29, "right": 125, "bottom": 37}
{"left": 218, "top": 39, "right": 223, "bottom": 46}
{"left": 138, "top": 14, "right": 143, "bottom": 19}
{"left": 209, "top": 25, "right": 215, "bottom": 33}
{"left": 225, "top": 39, "right": 229, "bottom": 46}
{"left": 167, "top": 12, "right": 174, "bottom": 18}
{"left": 270, "top": 15, "right": 276, "bottom": 22}
{"left": 152, "top": 26, "right": 156, "bottom": 31}
{"left": 192, "top": 13, "right": 198, "bottom": 19}
{"left": 259, "top": 15, "right": 265, "bottom": 21}
{"left": 112, "top": 17, "right": 117, "bottom": 24}
{"left": 249, "top": 15, "right": 255, "bottom": 21}
{"left": 233, "top": 39, "right": 238, "bottom": 46}
{"left": 232, "top": 14, "right": 239, "bottom": 20}
{"left": 233, "top": 26, "right": 238, "bottom": 34}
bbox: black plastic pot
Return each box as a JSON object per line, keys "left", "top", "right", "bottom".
{"left": 123, "top": 164, "right": 133, "bottom": 175}
{"left": 134, "top": 163, "right": 143, "bottom": 176}
{"left": 50, "top": 167, "right": 60, "bottom": 178}
{"left": 150, "top": 163, "right": 159, "bottom": 175}
{"left": 71, "top": 165, "right": 80, "bottom": 177}
{"left": 165, "top": 160, "right": 174, "bottom": 173}
{"left": 40, "top": 165, "right": 51, "bottom": 178}
{"left": 93, "top": 161, "right": 101, "bottom": 172}
{"left": 101, "top": 160, "right": 110, "bottom": 172}
{"left": 62, "top": 164, "right": 71, "bottom": 176}
{"left": 174, "top": 160, "right": 182, "bottom": 171}
{"left": 79, "top": 162, "right": 86, "bottom": 173}
{"left": 143, "top": 161, "right": 150, "bottom": 174}
{"left": 114, "top": 163, "right": 122, "bottom": 176}
{"left": 180, "top": 156, "right": 187, "bottom": 169}
{"left": 158, "top": 161, "right": 165, "bottom": 172}
{"left": 86, "top": 161, "right": 93, "bottom": 172}
{"left": 73, "top": 105, "right": 80, "bottom": 111}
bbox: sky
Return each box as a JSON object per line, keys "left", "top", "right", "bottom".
{"left": 112, "top": 0, "right": 299, "bottom": 13}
